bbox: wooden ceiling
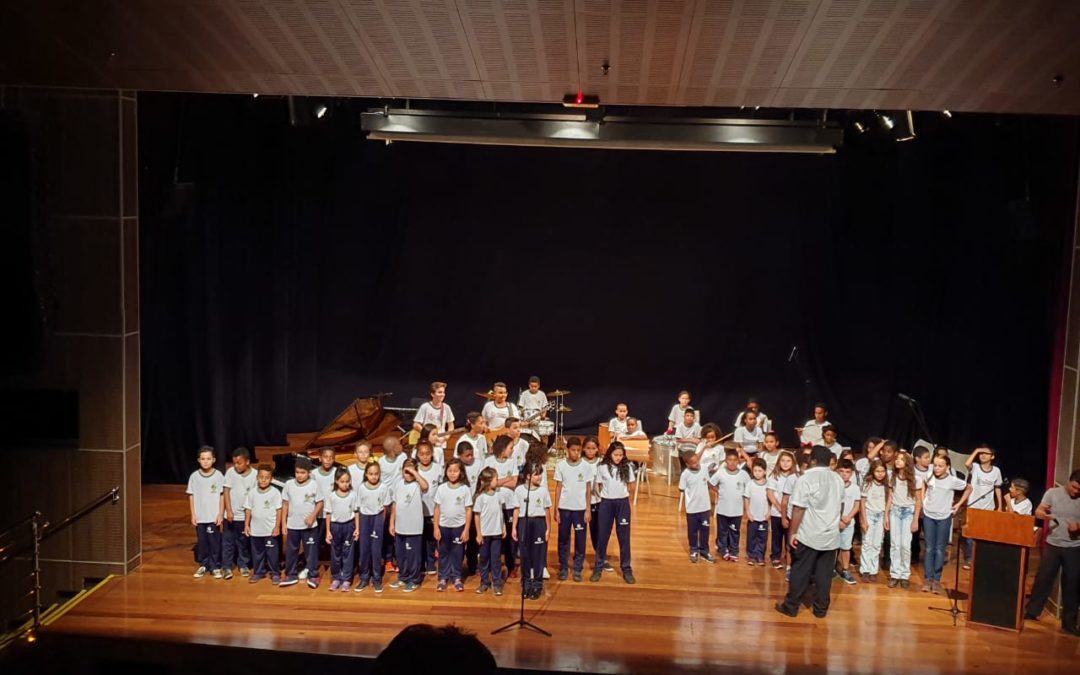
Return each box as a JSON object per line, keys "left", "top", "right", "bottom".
{"left": 2, "top": 0, "right": 1079, "bottom": 115}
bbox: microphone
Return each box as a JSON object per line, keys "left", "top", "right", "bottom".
{"left": 898, "top": 392, "right": 915, "bottom": 403}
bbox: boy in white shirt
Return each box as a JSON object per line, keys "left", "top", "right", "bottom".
{"left": 835, "top": 459, "right": 862, "bottom": 584}
{"left": 504, "top": 418, "right": 531, "bottom": 468}
{"left": 743, "top": 458, "right": 771, "bottom": 565}
{"left": 518, "top": 376, "right": 549, "bottom": 438}
{"left": 481, "top": 382, "right": 519, "bottom": 430}
{"left": 673, "top": 409, "right": 701, "bottom": 444}
{"left": 608, "top": 403, "right": 631, "bottom": 437}
{"left": 413, "top": 381, "right": 455, "bottom": 457}
{"left": 618, "top": 417, "right": 647, "bottom": 440}
{"left": 187, "top": 446, "right": 224, "bottom": 578}
{"left": 377, "top": 437, "right": 405, "bottom": 570}
{"left": 280, "top": 456, "right": 325, "bottom": 588}
{"left": 554, "top": 438, "right": 595, "bottom": 581}
{"left": 222, "top": 446, "right": 257, "bottom": 580}
{"left": 821, "top": 426, "right": 844, "bottom": 460}
{"left": 1004, "top": 478, "right": 1033, "bottom": 515}
{"left": 680, "top": 451, "right": 715, "bottom": 563}
{"left": 709, "top": 449, "right": 749, "bottom": 562}
{"left": 796, "top": 403, "right": 831, "bottom": 447}
{"left": 962, "top": 445, "right": 1003, "bottom": 568}
{"left": 243, "top": 464, "right": 282, "bottom": 585}
{"left": 666, "top": 390, "right": 694, "bottom": 434}
{"left": 414, "top": 442, "right": 444, "bottom": 576}
{"left": 313, "top": 446, "right": 339, "bottom": 562}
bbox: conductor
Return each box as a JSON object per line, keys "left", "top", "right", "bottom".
{"left": 775, "top": 445, "right": 844, "bottom": 618}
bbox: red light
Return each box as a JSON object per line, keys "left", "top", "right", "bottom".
{"left": 576, "top": 91, "right": 584, "bottom": 105}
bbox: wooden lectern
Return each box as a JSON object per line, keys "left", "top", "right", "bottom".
{"left": 963, "top": 509, "right": 1039, "bottom": 631}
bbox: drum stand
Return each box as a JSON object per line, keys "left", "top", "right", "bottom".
{"left": 549, "top": 393, "right": 567, "bottom": 458}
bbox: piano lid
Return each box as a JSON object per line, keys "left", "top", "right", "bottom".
{"left": 300, "top": 393, "right": 395, "bottom": 453}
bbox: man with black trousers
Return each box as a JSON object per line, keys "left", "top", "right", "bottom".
{"left": 1024, "top": 468, "right": 1080, "bottom": 636}
{"left": 776, "top": 445, "right": 844, "bottom": 618}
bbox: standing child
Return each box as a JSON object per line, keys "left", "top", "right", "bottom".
{"left": 280, "top": 457, "right": 325, "bottom": 588}
{"left": 354, "top": 462, "right": 391, "bottom": 593}
{"left": 822, "top": 427, "right": 843, "bottom": 460}
{"left": 314, "top": 447, "right": 339, "bottom": 562}
{"left": 835, "top": 458, "right": 861, "bottom": 584}
{"left": 347, "top": 442, "right": 374, "bottom": 488}
{"left": 886, "top": 452, "right": 923, "bottom": 589}
{"left": 666, "top": 390, "right": 695, "bottom": 434}
{"left": 743, "top": 458, "right": 770, "bottom": 566}
{"left": 414, "top": 441, "right": 443, "bottom": 576}
{"left": 187, "top": 446, "right": 224, "bottom": 579}
{"left": 590, "top": 441, "right": 637, "bottom": 584}
{"left": 920, "top": 454, "right": 968, "bottom": 594}
{"left": 1004, "top": 479, "right": 1033, "bottom": 515}
{"left": 760, "top": 432, "right": 782, "bottom": 474}
{"left": 457, "top": 442, "right": 483, "bottom": 577}
{"left": 767, "top": 450, "right": 797, "bottom": 570}
{"left": 484, "top": 435, "right": 521, "bottom": 578}
{"left": 962, "top": 444, "right": 1003, "bottom": 569}
{"left": 222, "top": 446, "right": 256, "bottom": 580}
{"left": 513, "top": 462, "right": 553, "bottom": 599}
{"left": 325, "top": 467, "right": 359, "bottom": 592}
{"left": 859, "top": 459, "right": 890, "bottom": 582}
{"left": 473, "top": 467, "right": 509, "bottom": 596}
{"left": 709, "top": 449, "right": 749, "bottom": 562}
{"left": 433, "top": 458, "right": 473, "bottom": 592}
{"left": 378, "top": 438, "right": 405, "bottom": 571}
{"left": 680, "top": 451, "right": 715, "bottom": 563}
{"left": 243, "top": 464, "right": 282, "bottom": 585}
{"left": 554, "top": 437, "right": 595, "bottom": 581}
{"left": 582, "top": 436, "right": 603, "bottom": 556}
{"left": 388, "top": 458, "right": 430, "bottom": 592}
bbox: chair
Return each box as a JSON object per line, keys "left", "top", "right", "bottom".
{"left": 621, "top": 438, "right": 652, "bottom": 505}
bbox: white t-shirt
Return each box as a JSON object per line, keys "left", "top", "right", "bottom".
{"left": 356, "top": 481, "right": 392, "bottom": 516}
{"left": 514, "top": 484, "right": 552, "bottom": 517}
{"left": 922, "top": 474, "right": 967, "bottom": 520}
{"left": 790, "top": 466, "right": 844, "bottom": 551}
{"left": 735, "top": 411, "right": 773, "bottom": 433}
{"left": 434, "top": 482, "right": 473, "bottom": 527}
{"left": 484, "top": 456, "right": 520, "bottom": 504}
{"left": 327, "top": 489, "right": 357, "bottom": 523}
{"left": 378, "top": 453, "right": 405, "bottom": 486}
{"left": 669, "top": 404, "right": 694, "bottom": 427}
{"left": 799, "top": 419, "right": 831, "bottom": 445}
{"left": 481, "top": 401, "right": 518, "bottom": 429}
{"left": 281, "top": 477, "right": 325, "bottom": 530}
{"left": 784, "top": 474, "right": 801, "bottom": 518}
{"left": 554, "top": 459, "right": 594, "bottom": 512}
{"left": 710, "top": 467, "right": 749, "bottom": 517}
{"left": 913, "top": 464, "right": 931, "bottom": 486}
{"left": 595, "top": 463, "right": 636, "bottom": 500}
{"left": 511, "top": 438, "right": 530, "bottom": 467}
{"left": 854, "top": 457, "right": 870, "bottom": 486}
{"left": 760, "top": 450, "right": 781, "bottom": 475}
{"left": 767, "top": 472, "right": 796, "bottom": 518}
{"left": 680, "top": 467, "right": 712, "bottom": 514}
{"left": 474, "top": 491, "right": 511, "bottom": 537}
{"left": 244, "top": 486, "right": 282, "bottom": 537}
{"left": 391, "top": 480, "right": 425, "bottom": 535}
{"left": 223, "top": 466, "right": 257, "bottom": 521}
{"left": 674, "top": 421, "right": 701, "bottom": 439}
{"left": 518, "top": 390, "right": 548, "bottom": 415}
{"left": 584, "top": 458, "right": 602, "bottom": 505}
{"left": 862, "top": 481, "right": 887, "bottom": 513}
{"left": 734, "top": 426, "right": 765, "bottom": 454}
{"left": 697, "top": 441, "right": 723, "bottom": 471}
{"left": 608, "top": 417, "right": 630, "bottom": 436}
{"left": 312, "top": 467, "right": 338, "bottom": 515}
{"left": 967, "top": 465, "right": 1002, "bottom": 510}
{"left": 1011, "top": 498, "right": 1033, "bottom": 516}
{"left": 187, "top": 469, "right": 224, "bottom": 523}
{"left": 841, "top": 480, "right": 862, "bottom": 516}
{"left": 455, "top": 433, "right": 488, "bottom": 461}
{"left": 413, "top": 402, "right": 455, "bottom": 447}
{"left": 416, "top": 462, "right": 443, "bottom": 516}
{"left": 462, "top": 459, "right": 483, "bottom": 488}
{"left": 825, "top": 442, "right": 843, "bottom": 460}
{"left": 347, "top": 463, "right": 369, "bottom": 489}
{"left": 744, "top": 480, "right": 770, "bottom": 521}
{"left": 890, "top": 476, "right": 923, "bottom": 508}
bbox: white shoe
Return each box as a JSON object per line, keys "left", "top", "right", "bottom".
{"left": 193, "top": 566, "right": 207, "bottom": 578}
{"left": 542, "top": 567, "right": 550, "bottom": 580}
{"left": 298, "top": 568, "right": 309, "bottom": 580}
{"left": 211, "top": 569, "right": 223, "bottom": 579}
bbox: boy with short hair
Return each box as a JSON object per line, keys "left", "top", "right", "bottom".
{"left": 835, "top": 458, "right": 861, "bottom": 584}
{"left": 280, "top": 456, "right": 325, "bottom": 588}
{"left": 680, "top": 451, "right": 715, "bottom": 563}
{"left": 222, "top": 446, "right": 257, "bottom": 580}
{"left": 674, "top": 409, "right": 701, "bottom": 444}
{"left": 608, "top": 403, "right": 631, "bottom": 437}
{"left": 821, "top": 426, "right": 843, "bottom": 460}
{"left": 962, "top": 444, "right": 1003, "bottom": 568}
{"left": 709, "top": 449, "right": 749, "bottom": 562}
{"left": 389, "top": 459, "right": 431, "bottom": 592}
{"left": 244, "top": 464, "right": 283, "bottom": 585}
{"left": 187, "top": 446, "right": 224, "bottom": 578}
{"left": 1004, "top": 478, "right": 1033, "bottom": 515}
{"left": 553, "top": 437, "right": 594, "bottom": 581}
{"left": 413, "top": 381, "right": 455, "bottom": 457}
{"left": 797, "top": 403, "right": 831, "bottom": 447}
{"left": 313, "top": 447, "right": 339, "bottom": 560}
{"left": 347, "top": 441, "right": 373, "bottom": 487}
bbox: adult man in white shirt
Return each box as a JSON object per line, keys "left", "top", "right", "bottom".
{"left": 481, "top": 382, "right": 519, "bottom": 431}
{"left": 775, "top": 445, "right": 844, "bottom": 619}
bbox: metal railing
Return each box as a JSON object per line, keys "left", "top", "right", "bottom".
{"left": 0, "top": 486, "right": 121, "bottom": 641}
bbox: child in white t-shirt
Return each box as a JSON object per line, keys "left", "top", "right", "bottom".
{"left": 767, "top": 450, "right": 798, "bottom": 569}
{"left": 666, "top": 390, "right": 695, "bottom": 433}
{"left": 1004, "top": 478, "right": 1033, "bottom": 515}
{"left": 354, "top": 461, "right": 391, "bottom": 593}
{"left": 962, "top": 445, "right": 1003, "bottom": 568}
{"left": 734, "top": 410, "right": 766, "bottom": 462}
{"left": 709, "top": 449, "right": 749, "bottom": 562}
{"left": 412, "top": 381, "right": 455, "bottom": 457}
{"left": 222, "top": 446, "right": 256, "bottom": 580}
{"left": 324, "top": 467, "right": 359, "bottom": 591}
{"left": 835, "top": 459, "right": 862, "bottom": 585}
{"left": 187, "top": 446, "right": 224, "bottom": 579}
{"left": 243, "top": 464, "right": 282, "bottom": 585}
{"left": 743, "top": 458, "right": 770, "bottom": 565}
{"left": 679, "top": 451, "right": 715, "bottom": 563}
{"left": 388, "top": 459, "right": 430, "bottom": 592}
{"left": 513, "top": 464, "right": 553, "bottom": 599}
{"left": 608, "top": 402, "right": 631, "bottom": 437}
{"left": 553, "top": 438, "right": 594, "bottom": 581}
{"left": 472, "top": 467, "right": 511, "bottom": 596}
{"left": 433, "top": 458, "right": 474, "bottom": 592}
{"left": 673, "top": 409, "right": 701, "bottom": 444}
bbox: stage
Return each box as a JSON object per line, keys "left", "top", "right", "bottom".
{"left": 40, "top": 483, "right": 1077, "bottom": 674}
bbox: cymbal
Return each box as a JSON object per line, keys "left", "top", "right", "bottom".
{"left": 547, "top": 389, "right": 572, "bottom": 397}
{"left": 475, "top": 391, "right": 496, "bottom": 400}
{"left": 557, "top": 405, "right": 573, "bottom": 413}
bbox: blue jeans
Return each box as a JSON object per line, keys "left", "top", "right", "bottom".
{"left": 922, "top": 514, "right": 952, "bottom": 582}
{"left": 889, "top": 506, "right": 915, "bottom": 580}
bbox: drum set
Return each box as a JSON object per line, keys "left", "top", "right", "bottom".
{"left": 475, "top": 388, "right": 573, "bottom": 456}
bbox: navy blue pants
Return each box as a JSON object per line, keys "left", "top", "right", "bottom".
{"left": 769, "top": 515, "right": 787, "bottom": 563}
{"left": 437, "top": 525, "right": 465, "bottom": 581}
{"left": 747, "top": 520, "right": 768, "bottom": 562}
{"left": 250, "top": 535, "right": 280, "bottom": 578}
{"left": 358, "top": 513, "right": 385, "bottom": 584}
{"left": 195, "top": 522, "right": 222, "bottom": 570}
{"left": 222, "top": 519, "right": 251, "bottom": 571}
{"left": 686, "top": 511, "right": 711, "bottom": 555}
{"left": 558, "top": 509, "right": 588, "bottom": 573}
{"left": 588, "top": 502, "right": 600, "bottom": 552}
{"left": 594, "top": 497, "right": 632, "bottom": 571}
{"left": 520, "top": 515, "right": 547, "bottom": 593}
{"left": 422, "top": 516, "right": 437, "bottom": 573}
{"left": 285, "top": 526, "right": 320, "bottom": 578}
{"left": 395, "top": 533, "right": 423, "bottom": 584}
{"left": 329, "top": 521, "right": 356, "bottom": 581}
{"left": 382, "top": 518, "right": 396, "bottom": 564}
{"left": 479, "top": 536, "right": 503, "bottom": 587}
{"left": 464, "top": 518, "right": 479, "bottom": 575}
{"left": 716, "top": 514, "right": 741, "bottom": 558}
{"left": 502, "top": 508, "right": 518, "bottom": 574}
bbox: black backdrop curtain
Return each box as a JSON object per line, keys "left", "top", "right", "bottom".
{"left": 139, "top": 93, "right": 1078, "bottom": 485}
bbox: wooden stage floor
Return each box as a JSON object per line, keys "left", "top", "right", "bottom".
{"left": 45, "top": 483, "right": 1078, "bottom": 673}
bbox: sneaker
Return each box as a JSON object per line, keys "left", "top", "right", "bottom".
{"left": 689, "top": 553, "right": 699, "bottom": 564}
{"left": 388, "top": 561, "right": 399, "bottom": 572}
{"left": 373, "top": 583, "right": 384, "bottom": 594}
{"left": 747, "top": 559, "right": 755, "bottom": 566}
{"left": 604, "top": 563, "right": 615, "bottom": 572}
{"left": 403, "top": 582, "right": 419, "bottom": 593}
{"left": 921, "top": 581, "right": 932, "bottom": 592}
{"left": 224, "top": 569, "right": 234, "bottom": 580}
{"left": 721, "top": 554, "right": 732, "bottom": 562}
{"left": 340, "top": 582, "right": 351, "bottom": 592}
{"left": 700, "top": 553, "right": 717, "bottom": 564}
{"left": 425, "top": 567, "right": 437, "bottom": 576}
{"left": 771, "top": 560, "right": 783, "bottom": 569}
{"left": 558, "top": 569, "right": 569, "bottom": 580}
{"left": 240, "top": 567, "right": 251, "bottom": 577}
{"left": 248, "top": 574, "right": 264, "bottom": 584}
{"left": 476, "top": 583, "right": 490, "bottom": 594}
{"left": 869, "top": 574, "right": 878, "bottom": 583}
{"left": 542, "top": 567, "right": 550, "bottom": 580}
{"left": 280, "top": 576, "right": 299, "bottom": 587}
{"left": 298, "top": 568, "right": 309, "bottom": 580}
{"left": 623, "top": 570, "right": 636, "bottom": 584}
{"left": 888, "top": 578, "right": 900, "bottom": 588}
{"left": 494, "top": 585, "right": 504, "bottom": 596}
{"left": 270, "top": 576, "right": 281, "bottom": 586}
{"left": 962, "top": 563, "right": 971, "bottom": 570}
{"left": 839, "top": 570, "right": 857, "bottom": 585}
{"left": 212, "top": 569, "right": 223, "bottom": 579}
{"left": 436, "top": 580, "right": 447, "bottom": 592}
{"left": 354, "top": 581, "right": 369, "bottom": 592}
{"left": 900, "top": 579, "right": 910, "bottom": 589}
{"left": 193, "top": 566, "right": 207, "bottom": 578}
{"left": 932, "top": 581, "right": 943, "bottom": 595}
{"left": 755, "top": 560, "right": 767, "bottom": 567}
{"left": 590, "top": 569, "right": 603, "bottom": 582}
{"left": 813, "top": 608, "right": 828, "bottom": 619}
{"left": 572, "top": 570, "right": 583, "bottom": 582}
{"left": 454, "top": 579, "right": 464, "bottom": 592}
{"left": 329, "top": 580, "right": 342, "bottom": 592}
{"left": 307, "top": 577, "right": 319, "bottom": 589}
{"left": 784, "top": 570, "right": 791, "bottom": 582}
{"left": 728, "top": 557, "right": 739, "bottom": 564}
{"left": 388, "top": 580, "right": 404, "bottom": 589}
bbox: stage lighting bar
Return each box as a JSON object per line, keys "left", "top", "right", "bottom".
{"left": 361, "top": 109, "right": 842, "bottom": 154}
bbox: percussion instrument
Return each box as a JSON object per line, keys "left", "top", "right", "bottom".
{"left": 535, "top": 420, "right": 555, "bottom": 436}
{"left": 546, "top": 389, "right": 572, "bottom": 397}
{"left": 475, "top": 391, "right": 496, "bottom": 400}
{"left": 556, "top": 405, "right": 573, "bottom": 413}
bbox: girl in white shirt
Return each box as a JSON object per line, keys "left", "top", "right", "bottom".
{"left": 885, "top": 452, "right": 923, "bottom": 588}
{"left": 325, "top": 468, "right": 360, "bottom": 592}
{"left": 433, "top": 459, "right": 473, "bottom": 592}
{"left": 354, "top": 462, "right": 391, "bottom": 593}
{"left": 472, "top": 468, "right": 509, "bottom": 596}
{"left": 920, "top": 454, "right": 969, "bottom": 593}
{"left": 590, "top": 441, "right": 637, "bottom": 584}
{"left": 743, "top": 458, "right": 771, "bottom": 565}
{"left": 767, "top": 450, "right": 798, "bottom": 569}
{"left": 859, "top": 460, "right": 890, "bottom": 581}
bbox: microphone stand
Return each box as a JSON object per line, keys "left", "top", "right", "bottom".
{"left": 927, "top": 512, "right": 965, "bottom": 626}
{"left": 492, "top": 467, "right": 551, "bottom": 637}
{"left": 899, "top": 394, "right": 935, "bottom": 447}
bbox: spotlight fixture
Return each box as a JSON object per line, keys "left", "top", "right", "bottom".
{"left": 314, "top": 104, "right": 328, "bottom": 119}
{"left": 896, "top": 111, "right": 916, "bottom": 142}
{"left": 562, "top": 91, "right": 600, "bottom": 109}
{"left": 853, "top": 121, "right": 866, "bottom": 134}
{"left": 880, "top": 114, "right": 895, "bottom": 130}
{"left": 942, "top": 110, "right": 952, "bottom": 118}
{"left": 252, "top": 93, "right": 259, "bottom": 99}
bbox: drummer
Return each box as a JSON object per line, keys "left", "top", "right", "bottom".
{"left": 517, "top": 376, "right": 549, "bottom": 428}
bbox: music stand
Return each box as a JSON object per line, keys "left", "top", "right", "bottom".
{"left": 492, "top": 463, "right": 551, "bottom": 637}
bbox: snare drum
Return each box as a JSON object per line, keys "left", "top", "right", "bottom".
{"left": 535, "top": 420, "right": 555, "bottom": 436}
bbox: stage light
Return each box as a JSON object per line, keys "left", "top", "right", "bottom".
{"left": 314, "top": 104, "right": 328, "bottom": 119}
{"left": 562, "top": 92, "right": 600, "bottom": 109}
{"left": 942, "top": 110, "right": 952, "bottom": 118}
{"left": 881, "top": 114, "right": 895, "bottom": 129}
{"left": 252, "top": 93, "right": 259, "bottom": 99}
{"left": 896, "top": 111, "right": 916, "bottom": 141}
{"left": 853, "top": 121, "right": 866, "bottom": 134}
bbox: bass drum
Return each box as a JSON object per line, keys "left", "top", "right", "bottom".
{"left": 535, "top": 420, "right": 555, "bottom": 437}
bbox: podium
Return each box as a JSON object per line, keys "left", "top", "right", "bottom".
{"left": 962, "top": 509, "right": 1039, "bottom": 631}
